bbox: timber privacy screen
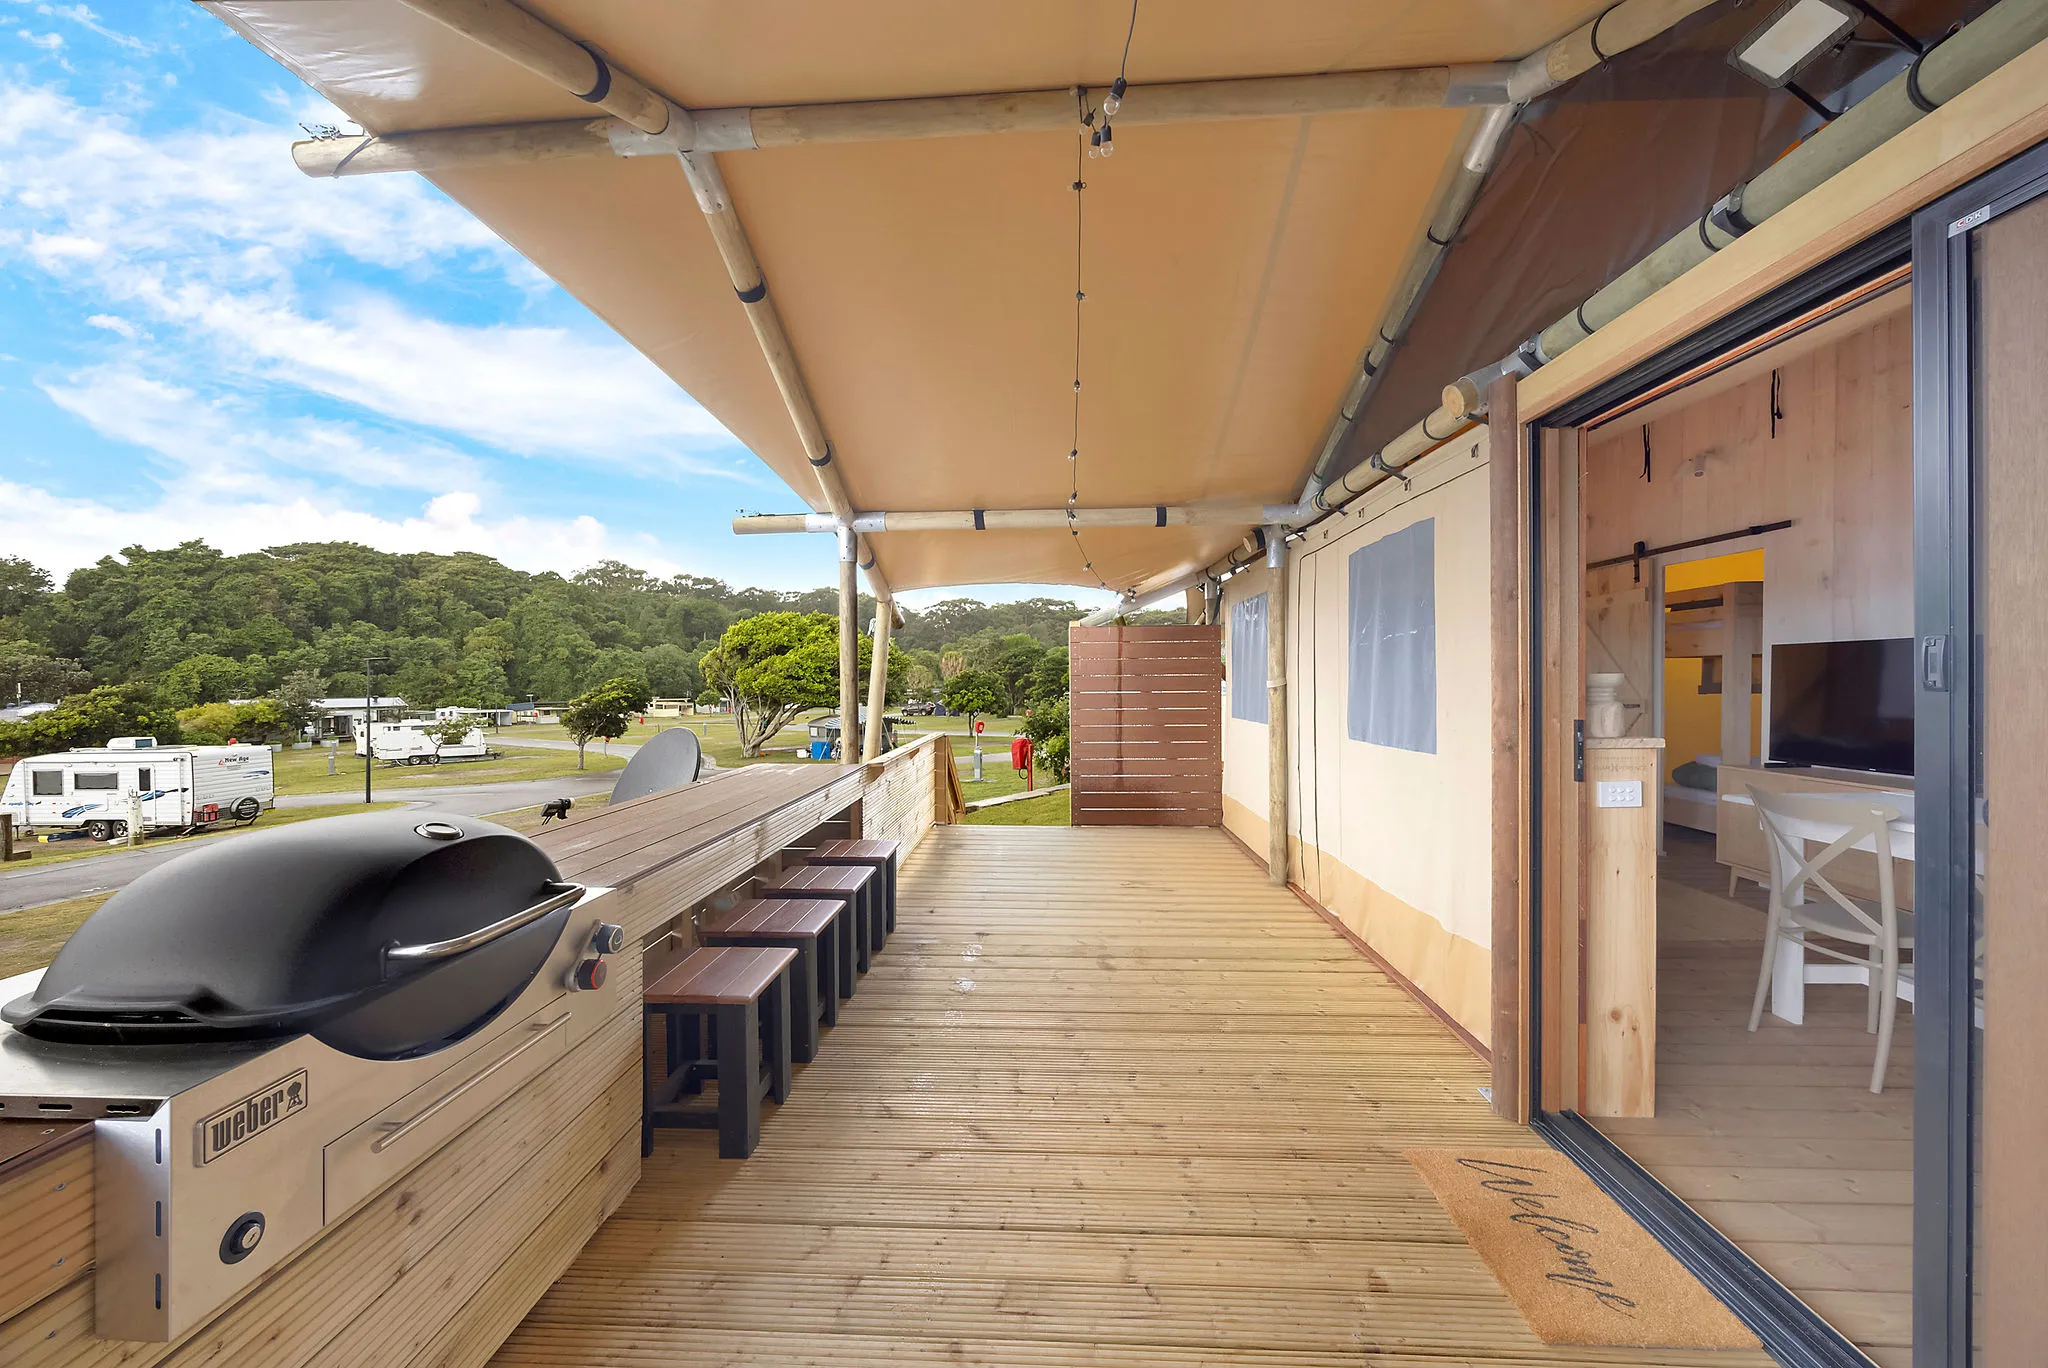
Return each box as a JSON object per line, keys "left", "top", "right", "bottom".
{"left": 1067, "top": 624, "right": 1224, "bottom": 826}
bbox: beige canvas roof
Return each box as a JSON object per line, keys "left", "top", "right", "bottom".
{"left": 208, "top": 0, "right": 1614, "bottom": 593}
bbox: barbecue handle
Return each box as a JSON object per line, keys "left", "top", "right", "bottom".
{"left": 371, "top": 1013, "right": 570, "bottom": 1153}
{"left": 382, "top": 881, "right": 585, "bottom": 971}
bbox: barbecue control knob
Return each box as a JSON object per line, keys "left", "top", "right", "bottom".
{"left": 571, "top": 958, "right": 607, "bottom": 991}
{"left": 220, "top": 1211, "right": 265, "bottom": 1264}
{"left": 588, "top": 923, "right": 625, "bottom": 956}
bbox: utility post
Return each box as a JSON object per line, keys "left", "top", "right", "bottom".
{"left": 363, "top": 655, "right": 390, "bottom": 804}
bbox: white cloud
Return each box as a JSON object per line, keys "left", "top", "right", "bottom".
{"left": 0, "top": 76, "right": 753, "bottom": 483}
{"left": 36, "top": 3, "right": 150, "bottom": 52}
{"left": 18, "top": 30, "right": 62, "bottom": 50}
{"left": 0, "top": 479, "right": 690, "bottom": 582}
{"left": 83, "top": 312, "right": 134, "bottom": 337}
{"left": 38, "top": 362, "right": 487, "bottom": 495}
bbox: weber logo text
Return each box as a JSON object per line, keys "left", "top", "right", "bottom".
{"left": 197, "top": 1070, "right": 308, "bottom": 1164}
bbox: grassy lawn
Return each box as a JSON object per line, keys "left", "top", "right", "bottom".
{"left": 900, "top": 712, "right": 1024, "bottom": 741}
{"left": 505, "top": 715, "right": 824, "bottom": 769}
{"left": 273, "top": 742, "right": 625, "bottom": 795}
{"left": 0, "top": 892, "right": 113, "bottom": 978}
{"left": 955, "top": 751, "right": 1054, "bottom": 805}
{"left": 7, "top": 801, "right": 406, "bottom": 869}
{"left": 965, "top": 789, "right": 1070, "bottom": 826}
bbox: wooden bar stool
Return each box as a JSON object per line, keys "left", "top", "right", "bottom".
{"left": 809, "top": 837, "right": 902, "bottom": 943}
{"left": 759, "top": 863, "right": 879, "bottom": 987}
{"left": 643, "top": 945, "right": 796, "bottom": 1159}
{"left": 700, "top": 897, "right": 844, "bottom": 1063}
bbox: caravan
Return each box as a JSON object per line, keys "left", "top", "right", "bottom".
{"left": 0, "top": 738, "right": 274, "bottom": 840}
{"left": 354, "top": 718, "right": 491, "bottom": 765}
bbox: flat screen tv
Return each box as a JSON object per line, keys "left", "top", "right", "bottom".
{"left": 1769, "top": 638, "right": 1914, "bottom": 775}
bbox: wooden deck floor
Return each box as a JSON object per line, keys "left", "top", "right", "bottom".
{"left": 1594, "top": 828, "right": 1913, "bottom": 1368}
{"left": 492, "top": 825, "right": 1770, "bottom": 1368}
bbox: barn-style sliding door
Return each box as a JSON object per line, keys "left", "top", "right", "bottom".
{"left": 1067, "top": 625, "right": 1223, "bottom": 826}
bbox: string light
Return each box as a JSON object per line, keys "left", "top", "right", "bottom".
{"left": 1064, "top": 0, "right": 1138, "bottom": 598}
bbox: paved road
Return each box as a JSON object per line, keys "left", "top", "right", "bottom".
{"left": 274, "top": 773, "right": 616, "bottom": 812}
{"left": 0, "top": 774, "right": 617, "bottom": 914}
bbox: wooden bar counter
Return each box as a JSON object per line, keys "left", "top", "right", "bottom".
{"left": 0, "top": 737, "right": 949, "bottom": 1368}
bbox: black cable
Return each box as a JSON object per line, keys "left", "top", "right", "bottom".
{"left": 1068, "top": 132, "right": 1109, "bottom": 594}
{"left": 1840, "top": 0, "right": 1925, "bottom": 54}
{"left": 1784, "top": 80, "right": 1837, "bottom": 124}
{"left": 1118, "top": 0, "right": 1140, "bottom": 81}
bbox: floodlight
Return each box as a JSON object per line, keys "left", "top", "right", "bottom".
{"left": 1728, "top": 0, "right": 1859, "bottom": 88}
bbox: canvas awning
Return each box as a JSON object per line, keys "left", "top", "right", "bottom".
{"left": 205, "top": 0, "right": 1641, "bottom": 594}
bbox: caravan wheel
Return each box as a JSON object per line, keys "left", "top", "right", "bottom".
{"left": 84, "top": 820, "right": 113, "bottom": 842}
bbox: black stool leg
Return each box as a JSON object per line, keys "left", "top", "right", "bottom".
{"left": 818, "top": 918, "right": 842, "bottom": 1025}
{"left": 641, "top": 1005, "right": 657, "bottom": 1156}
{"left": 868, "top": 875, "right": 887, "bottom": 953}
{"left": 836, "top": 901, "right": 860, "bottom": 996}
{"left": 763, "top": 968, "right": 793, "bottom": 1104}
{"left": 885, "top": 856, "right": 898, "bottom": 933}
{"left": 788, "top": 942, "right": 819, "bottom": 1063}
{"left": 854, "top": 892, "right": 874, "bottom": 975}
{"left": 713, "top": 1000, "right": 761, "bottom": 1158}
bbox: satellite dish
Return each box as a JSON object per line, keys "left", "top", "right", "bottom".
{"left": 609, "top": 727, "right": 704, "bottom": 804}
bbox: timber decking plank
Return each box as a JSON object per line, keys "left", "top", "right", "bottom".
{"left": 492, "top": 826, "right": 1772, "bottom": 1368}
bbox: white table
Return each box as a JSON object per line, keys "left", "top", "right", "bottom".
{"left": 1719, "top": 790, "right": 1913, "bottom": 1024}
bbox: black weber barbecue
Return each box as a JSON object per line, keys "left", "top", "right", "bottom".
{"left": 0, "top": 811, "right": 623, "bottom": 1343}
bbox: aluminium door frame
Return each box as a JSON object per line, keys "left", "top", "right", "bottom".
{"left": 1910, "top": 136, "right": 2048, "bottom": 1368}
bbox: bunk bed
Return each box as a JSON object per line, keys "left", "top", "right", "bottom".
{"left": 1661, "top": 581, "right": 1762, "bottom": 835}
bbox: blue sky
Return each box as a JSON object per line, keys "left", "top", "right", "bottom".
{"left": 0, "top": 2, "right": 1111, "bottom": 609}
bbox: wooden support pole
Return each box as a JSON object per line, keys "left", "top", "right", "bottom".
{"left": 862, "top": 599, "right": 892, "bottom": 762}
{"left": 397, "top": 0, "right": 678, "bottom": 134}
{"left": 1487, "top": 374, "right": 1527, "bottom": 1122}
{"left": 1265, "top": 530, "right": 1290, "bottom": 888}
{"left": 290, "top": 63, "right": 1520, "bottom": 177}
{"left": 393, "top": 0, "right": 896, "bottom": 604}
{"left": 838, "top": 531, "right": 859, "bottom": 761}
{"left": 734, "top": 503, "right": 1270, "bottom": 535}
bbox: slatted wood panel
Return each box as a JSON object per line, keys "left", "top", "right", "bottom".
{"left": 1068, "top": 624, "right": 1223, "bottom": 826}
{"left": 492, "top": 825, "right": 1774, "bottom": 1368}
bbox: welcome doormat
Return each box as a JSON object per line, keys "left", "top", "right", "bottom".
{"left": 1406, "top": 1147, "right": 1759, "bottom": 1349}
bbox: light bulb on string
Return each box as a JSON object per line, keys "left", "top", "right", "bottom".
{"left": 1103, "top": 77, "right": 1126, "bottom": 117}
{"left": 1087, "top": 127, "right": 1102, "bottom": 158}
{"left": 1099, "top": 124, "right": 1114, "bottom": 158}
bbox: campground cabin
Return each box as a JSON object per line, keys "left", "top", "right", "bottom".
{"left": 10, "top": 2, "right": 2048, "bottom": 1366}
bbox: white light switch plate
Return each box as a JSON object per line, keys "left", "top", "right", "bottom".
{"left": 1595, "top": 780, "right": 1643, "bottom": 809}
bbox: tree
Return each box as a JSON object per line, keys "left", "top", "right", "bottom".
{"left": 699, "top": 612, "right": 868, "bottom": 758}
{"left": 159, "top": 653, "right": 251, "bottom": 709}
{"left": 177, "top": 699, "right": 287, "bottom": 745}
{"left": 1023, "top": 698, "right": 1071, "bottom": 783}
{"left": 268, "top": 669, "right": 326, "bottom": 740}
{"left": 442, "top": 651, "right": 511, "bottom": 710}
{"left": 940, "top": 669, "right": 1006, "bottom": 737}
{"left": 0, "top": 640, "right": 91, "bottom": 705}
{"left": 561, "top": 675, "right": 653, "bottom": 769}
{"left": 425, "top": 714, "right": 474, "bottom": 761}
{"left": 1023, "top": 647, "right": 1069, "bottom": 708}
{"left": 0, "top": 684, "right": 181, "bottom": 755}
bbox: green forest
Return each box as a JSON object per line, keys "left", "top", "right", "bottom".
{"left": 0, "top": 541, "right": 1169, "bottom": 725}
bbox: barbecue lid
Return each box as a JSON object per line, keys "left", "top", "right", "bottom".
{"left": 2, "top": 811, "right": 576, "bottom": 1059}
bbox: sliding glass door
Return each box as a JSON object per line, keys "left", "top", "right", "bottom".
{"left": 1913, "top": 141, "right": 2048, "bottom": 1367}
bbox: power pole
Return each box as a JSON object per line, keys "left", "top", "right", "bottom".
{"left": 363, "top": 656, "right": 390, "bottom": 804}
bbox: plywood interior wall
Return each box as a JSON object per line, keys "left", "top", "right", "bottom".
{"left": 1221, "top": 433, "right": 1494, "bottom": 1042}
{"left": 1584, "top": 299, "right": 1913, "bottom": 762}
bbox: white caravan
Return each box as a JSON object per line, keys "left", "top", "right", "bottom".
{"left": 1, "top": 738, "right": 275, "bottom": 840}
{"left": 354, "top": 719, "right": 490, "bottom": 765}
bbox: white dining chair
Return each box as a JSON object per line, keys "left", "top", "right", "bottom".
{"left": 1745, "top": 788, "right": 1914, "bottom": 1093}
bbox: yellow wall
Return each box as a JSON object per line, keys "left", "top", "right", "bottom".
{"left": 1661, "top": 551, "right": 1764, "bottom": 783}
